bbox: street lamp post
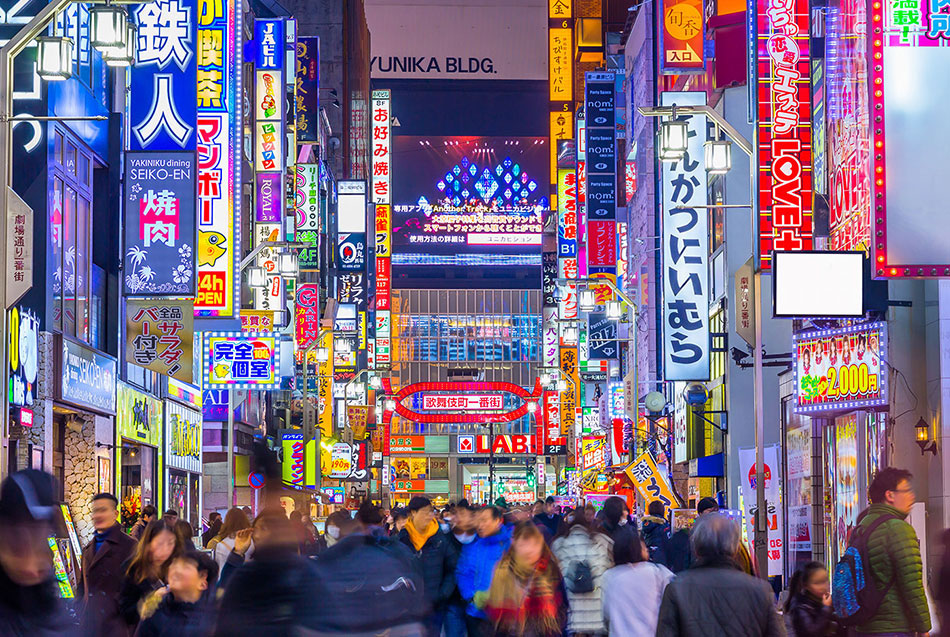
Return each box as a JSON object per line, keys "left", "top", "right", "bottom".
{"left": 638, "top": 103, "right": 768, "bottom": 578}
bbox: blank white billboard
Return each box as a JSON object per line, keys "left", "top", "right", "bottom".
{"left": 773, "top": 251, "right": 864, "bottom": 317}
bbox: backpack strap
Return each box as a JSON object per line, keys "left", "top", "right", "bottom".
{"left": 861, "top": 513, "right": 900, "bottom": 596}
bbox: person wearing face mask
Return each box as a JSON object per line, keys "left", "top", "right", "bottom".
{"left": 324, "top": 509, "right": 352, "bottom": 548}
{"left": 444, "top": 505, "right": 476, "bottom": 636}
{"left": 601, "top": 497, "right": 638, "bottom": 558}
{"left": 397, "top": 497, "right": 458, "bottom": 636}
{"left": 0, "top": 469, "right": 72, "bottom": 636}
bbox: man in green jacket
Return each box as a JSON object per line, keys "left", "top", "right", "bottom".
{"left": 856, "top": 467, "right": 931, "bottom": 637}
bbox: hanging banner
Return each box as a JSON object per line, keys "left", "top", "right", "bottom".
{"left": 204, "top": 332, "right": 279, "bottom": 388}
{"left": 625, "top": 451, "right": 679, "bottom": 508}
{"left": 756, "top": 0, "right": 812, "bottom": 269}
{"left": 130, "top": 0, "right": 198, "bottom": 151}
{"left": 126, "top": 299, "right": 195, "bottom": 383}
{"left": 239, "top": 310, "right": 275, "bottom": 332}
{"left": 195, "top": 0, "right": 240, "bottom": 317}
{"left": 661, "top": 92, "right": 709, "bottom": 381}
{"left": 123, "top": 152, "right": 197, "bottom": 295}
{"left": 738, "top": 445, "right": 784, "bottom": 577}
{"left": 348, "top": 405, "right": 370, "bottom": 440}
{"left": 6, "top": 189, "right": 32, "bottom": 306}
{"left": 559, "top": 346, "right": 579, "bottom": 436}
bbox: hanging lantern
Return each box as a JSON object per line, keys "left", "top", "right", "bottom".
{"left": 90, "top": 5, "right": 128, "bottom": 53}
{"left": 36, "top": 36, "right": 73, "bottom": 81}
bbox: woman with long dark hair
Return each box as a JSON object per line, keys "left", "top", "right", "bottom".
{"left": 485, "top": 521, "right": 567, "bottom": 636}
{"left": 211, "top": 507, "right": 252, "bottom": 568}
{"left": 118, "top": 519, "right": 182, "bottom": 632}
{"left": 784, "top": 561, "right": 840, "bottom": 636}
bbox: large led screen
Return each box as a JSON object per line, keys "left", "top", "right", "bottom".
{"left": 391, "top": 136, "right": 548, "bottom": 269}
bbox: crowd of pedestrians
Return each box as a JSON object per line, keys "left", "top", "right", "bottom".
{"left": 0, "top": 466, "right": 941, "bottom": 636}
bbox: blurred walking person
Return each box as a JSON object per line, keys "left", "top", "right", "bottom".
{"left": 135, "top": 550, "right": 219, "bottom": 637}
{"left": 175, "top": 520, "right": 196, "bottom": 551}
{"left": 784, "top": 561, "right": 839, "bottom": 636}
{"left": 485, "top": 521, "right": 567, "bottom": 637}
{"left": 667, "top": 496, "right": 719, "bottom": 573}
{"left": 656, "top": 513, "right": 784, "bottom": 636}
{"left": 640, "top": 500, "right": 671, "bottom": 567}
{"left": 532, "top": 496, "right": 562, "bottom": 537}
{"left": 131, "top": 505, "right": 158, "bottom": 541}
{"left": 119, "top": 519, "right": 183, "bottom": 633}
{"left": 602, "top": 531, "right": 673, "bottom": 636}
{"left": 210, "top": 507, "right": 251, "bottom": 568}
{"left": 398, "top": 496, "right": 458, "bottom": 636}
{"left": 444, "top": 504, "right": 477, "bottom": 636}
{"left": 201, "top": 512, "right": 222, "bottom": 549}
{"left": 552, "top": 506, "right": 614, "bottom": 636}
{"left": 600, "top": 497, "right": 637, "bottom": 555}
{"left": 456, "top": 506, "right": 513, "bottom": 637}
{"left": 78, "top": 492, "right": 137, "bottom": 635}
{"left": 0, "top": 470, "right": 72, "bottom": 636}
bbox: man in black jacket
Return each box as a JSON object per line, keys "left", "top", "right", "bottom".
{"left": 398, "top": 496, "right": 458, "bottom": 637}
{"left": 641, "top": 500, "right": 671, "bottom": 566}
{"left": 136, "top": 550, "right": 218, "bottom": 636}
{"left": 532, "top": 496, "right": 562, "bottom": 537}
{"left": 657, "top": 513, "right": 784, "bottom": 636}
{"left": 79, "top": 492, "right": 137, "bottom": 635}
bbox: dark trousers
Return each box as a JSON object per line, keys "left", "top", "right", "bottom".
{"left": 464, "top": 614, "right": 492, "bottom": 637}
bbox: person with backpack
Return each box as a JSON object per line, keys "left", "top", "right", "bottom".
{"left": 784, "top": 561, "right": 840, "bottom": 637}
{"left": 640, "top": 500, "right": 671, "bottom": 567}
{"left": 397, "top": 496, "right": 458, "bottom": 636}
{"left": 552, "top": 506, "right": 614, "bottom": 636}
{"left": 656, "top": 513, "right": 783, "bottom": 636}
{"left": 832, "top": 467, "right": 931, "bottom": 636}
{"left": 602, "top": 528, "right": 674, "bottom": 636}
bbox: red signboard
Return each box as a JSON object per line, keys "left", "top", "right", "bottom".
{"left": 375, "top": 256, "right": 391, "bottom": 310}
{"left": 588, "top": 220, "right": 616, "bottom": 267}
{"left": 294, "top": 283, "right": 320, "bottom": 350}
{"left": 422, "top": 394, "right": 503, "bottom": 410}
{"left": 756, "top": 0, "right": 812, "bottom": 270}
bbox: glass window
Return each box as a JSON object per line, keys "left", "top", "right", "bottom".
{"left": 63, "top": 186, "right": 77, "bottom": 336}
{"left": 66, "top": 142, "right": 77, "bottom": 176}
{"left": 51, "top": 177, "right": 64, "bottom": 331}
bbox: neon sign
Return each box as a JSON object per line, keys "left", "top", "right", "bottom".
{"left": 793, "top": 323, "right": 887, "bottom": 413}
{"left": 421, "top": 394, "right": 503, "bottom": 410}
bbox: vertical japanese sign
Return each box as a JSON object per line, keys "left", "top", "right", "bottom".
{"left": 295, "top": 163, "right": 320, "bottom": 269}
{"left": 625, "top": 451, "right": 680, "bottom": 508}
{"left": 585, "top": 72, "right": 617, "bottom": 301}
{"left": 548, "top": 0, "right": 572, "bottom": 201}
{"left": 559, "top": 346, "right": 579, "bottom": 436}
{"left": 204, "top": 332, "right": 279, "bottom": 388}
{"left": 372, "top": 90, "right": 392, "bottom": 371}
{"left": 756, "top": 0, "right": 812, "bottom": 269}
{"left": 296, "top": 37, "right": 319, "bottom": 142}
{"left": 556, "top": 145, "right": 579, "bottom": 329}
{"left": 738, "top": 445, "right": 784, "bottom": 576}
{"left": 662, "top": 92, "right": 709, "bottom": 381}
{"left": 317, "top": 330, "right": 333, "bottom": 436}
{"left": 131, "top": 0, "right": 197, "bottom": 151}
{"left": 542, "top": 253, "right": 559, "bottom": 369}
{"left": 661, "top": 0, "right": 705, "bottom": 72}
{"left": 254, "top": 19, "right": 285, "bottom": 313}
{"left": 294, "top": 283, "right": 320, "bottom": 351}
{"left": 127, "top": 299, "right": 195, "bottom": 383}
{"left": 124, "top": 152, "right": 197, "bottom": 295}
{"left": 195, "top": 0, "right": 240, "bottom": 316}
{"left": 371, "top": 90, "right": 391, "bottom": 205}
{"left": 6, "top": 190, "right": 32, "bottom": 306}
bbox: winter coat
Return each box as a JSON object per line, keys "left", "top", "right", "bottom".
{"left": 786, "top": 590, "right": 839, "bottom": 637}
{"left": 640, "top": 515, "right": 670, "bottom": 566}
{"left": 667, "top": 528, "right": 692, "bottom": 573}
{"left": 655, "top": 559, "right": 785, "bottom": 637}
{"left": 853, "top": 503, "right": 931, "bottom": 634}
{"left": 533, "top": 512, "right": 562, "bottom": 537}
{"left": 551, "top": 525, "right": 614, "bottom": 635}
{"left": 134, "top": 594, "right": 217, "bottom": 637}
{"left": 397, "top": 526, "right": 458, "bottom": 608}
{"left": 0, "top": 566, "right": 73, "bottom": 637}
{"left": 78, "top": 523, "right": 137, "bottom": 636}
{"left": 118, "top": 567, "right": 165, "bottom": 631}
{"left": 456, "top": 525, "right": 512, "bottom": 619}
{"left": 600, "top": 519, "right": 639, "bottom": 557}
{"left": 214, "top": 545, "right": 322, "bottom": 636}
{"left": 602, "top": 561, "right": 674, "bottom": 636}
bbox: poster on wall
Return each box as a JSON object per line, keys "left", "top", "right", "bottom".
{"left": 203, "top": 332, "right": 279, "bottom": 388}
{"left": 794, "top": 323, "right": 887, "bottom": 413}
{"left": 738, "top": 445, "right": 784, "bottom": 577}
{"left": 835, "top": 413, "right": 858, "bottom": 560}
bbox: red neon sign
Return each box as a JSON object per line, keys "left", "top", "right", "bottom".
{"left": 757, "top": 0, "right": 813, "bottom": 270}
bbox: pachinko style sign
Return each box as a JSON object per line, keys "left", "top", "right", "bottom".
{"left": 204, "top": 332, "right": 279, "bottom": 388}
{"left": 195, "top": 0, "right": 240, "bottom": 316}
{"left": 126, "top": 299, "right": 194, "bottom": 383}
{"left": 123, "top": 152, "right": 197, "bottom": 295}
{"left": 756, "top": 0, "right": 813, "bottom": 269}
{"left": 793, "top": 323, "right": 887, "bottom": 413}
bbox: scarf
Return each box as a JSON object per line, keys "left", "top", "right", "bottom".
{"left": 486, "top": 553, "right": 563, "bottom": 636}
{"left": 405, "top": 518, "right": 438, "bottom": 551}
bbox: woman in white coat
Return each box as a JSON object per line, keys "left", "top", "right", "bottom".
{"left": 551, "top": 506, "right": 614, "bottom": 636}
{"left": 602, "top": 528, "right": 674, "bottom": 636}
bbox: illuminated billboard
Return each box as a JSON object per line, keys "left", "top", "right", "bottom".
{"left": 793, "top": 323, "right": 887, "bottom": 413}
{"left": 391, "top": 136, "right": 547, "bottom": 269}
